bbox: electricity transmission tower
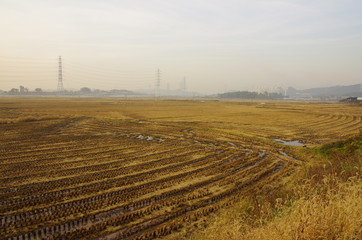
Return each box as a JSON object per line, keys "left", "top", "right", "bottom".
{"left": 182, "top": 77, "right": 187, "bottom": 98}
{"left": 57, "top": 56, "right": 64, "bottom": 92}
{"left": 155, "top": 69, "right": 161, "bottom": 99}
{"left": 182, "top": 77, "right": 186, "bottom": 92}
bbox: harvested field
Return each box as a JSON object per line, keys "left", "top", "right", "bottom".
{"left": 0, "top": 98, "right": 361, "bottom": 240}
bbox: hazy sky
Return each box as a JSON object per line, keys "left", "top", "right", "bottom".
{"left": 0, "top": 0, "right": 361, "bottom": 93}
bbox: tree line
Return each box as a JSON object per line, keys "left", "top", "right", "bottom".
{"left": 218, "top": 91, "right": 284, "bottom": 99}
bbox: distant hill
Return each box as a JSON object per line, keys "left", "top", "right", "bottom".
{"left": 287, "top": 84, "right": 362, "bottom": 98}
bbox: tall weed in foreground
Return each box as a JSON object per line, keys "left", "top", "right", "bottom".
{"left": 191, "top": 175, "right": 361, "bottom": 240}
{"left": 240, "top": 175, "right": 362, "bottom": 240}
{"left": 190, "top": 134, "right": 362, "bottom": 240}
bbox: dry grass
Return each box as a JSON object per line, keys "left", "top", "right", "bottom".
{"left": 1, "top": 98, "right": 361, "bottom": 239}
{"left": 0, "top": 115, "right": 57, "bottom": 124}
{"left": 189, "top": 135, "right": 362, "bottom": 240}
{"left": 1, "top": 98, "right": 361, "bottom": 144}
{"left": 191, "top": 178, "right": 361, "bottom": 240}
{"left": 243, "top": 176, "right": 361, "bottom": 240}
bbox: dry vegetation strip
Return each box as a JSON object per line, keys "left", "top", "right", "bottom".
{"left": 0, "top": 98, "right": 361, "bottom": 240}
{"left": 189, "top": 134, "right": 362, "bottom": 240}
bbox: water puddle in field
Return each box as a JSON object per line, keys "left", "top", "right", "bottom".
{"left": 273, "top": 139, "right": 304, "bottom": 146}
{"left": 278, "top": 150, "right": 302, "bottom": 162}
{"left": 136, "top": 134, "right": 165, "bottom": 142}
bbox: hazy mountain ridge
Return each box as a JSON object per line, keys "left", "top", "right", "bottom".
{"left": 287, "top": 84, "right": 362, "bottom": 98}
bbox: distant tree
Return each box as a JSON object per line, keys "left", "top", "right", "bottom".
{"left": 19, "top": 85, "right": 28, "bottom": 93}
{"left": 35, "top": 88, "right": 43, "bottom": 93}
{"left": 9, "top": 88, "right": 19, "bottom": 94}
{"left": 80, "top": 87, "right": 91, "bottom": 94}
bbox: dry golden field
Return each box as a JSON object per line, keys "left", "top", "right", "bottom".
{"left": 0, "top": 98, "right": 361, "bottom": 240}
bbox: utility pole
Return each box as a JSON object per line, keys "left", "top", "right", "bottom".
{"left": 57, "top": 56, "right": 64, "bottom": 92}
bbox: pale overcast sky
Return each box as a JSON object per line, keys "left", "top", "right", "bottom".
{"left": 0, "top": 0, "right": 361, "bottom": 93}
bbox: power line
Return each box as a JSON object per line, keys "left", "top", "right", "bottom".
{"left": 0, "top": 56, "right": 158, "bottom": 91}
{"left": 64, "top": 62, "right": 155, "bottom": 77}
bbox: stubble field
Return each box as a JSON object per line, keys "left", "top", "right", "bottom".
{"left": 1, "top": 98, "right": 361, "bottom": 240}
